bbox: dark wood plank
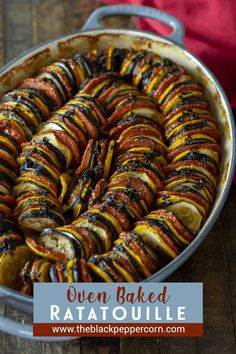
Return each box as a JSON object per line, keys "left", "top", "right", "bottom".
{"left": 219, "top": 185, "right": 236, "bottom": 349}
{"left": 32, "top": 0, "right": 67, "bottom": 44}
{"left": 159, "top": 337, "right": 198, "bottom": 354}
{"left": 2, "top": 1, "right": 42, "bottom": 352}
{"left": 3, "top": 311, "right": 42, "bottom": 354}
{"left": 0, "top": 0, "right": 7, "bottom": 349}
{"left": 4, "top": 0, "right": 33, "bottom": 62}
{"left": 66, "top": 1, "right": 134, "bottom": 33}
{"left": 66, "top": 0, "right": 99, "bottom": 33}
{"left": 158, "top": 261, "right": 199, "bottom": 353}
{"left": 42, "top": 338, "right": 81, "bottom": 354}
{"left": 0, "top": 0, "right": 4, "bottom": 66}
{"left": 120, "top": 337, "right": 160, "bottom": 354}
{"left": 197, "top": 327, "right": 235, "bottom": 354}
{"left": 192, "top": 216, "right": 235, "bottom": 353}
{"left": 0, "top": 303, "right": 6, "bottom": 353}
{"left": 80, "top": 337, "right": 120, "bottom": 354}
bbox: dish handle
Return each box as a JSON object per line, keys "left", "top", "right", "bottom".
{"left": 82, "top": 4, "right": 185, "bottom": 46}
{"left": 0, "top": 313, "right": 75, "bottom": 341}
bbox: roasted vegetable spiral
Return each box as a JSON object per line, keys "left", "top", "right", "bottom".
{"left": 0, "top": 47, "right": 220, "bottom": 291}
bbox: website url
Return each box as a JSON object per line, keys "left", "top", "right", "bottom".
{"left": 52, "top": 324, "right": 185, "bottom": 335}
{"left": 33, "top": 323, "right": 203, "bottom": 337}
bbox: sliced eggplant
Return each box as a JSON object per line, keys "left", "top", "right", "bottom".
{"left": 40, "top": 228, "right": 84, "bottom": 260}
{"left": 17, "top": 206, "right": 65, "bottom": 232}
{"left": 87, "top": 253, "right": 125, "bottom": 282}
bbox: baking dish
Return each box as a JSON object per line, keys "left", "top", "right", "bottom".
{"left": 0, "top": 5, "right": 235, "bottom": 340}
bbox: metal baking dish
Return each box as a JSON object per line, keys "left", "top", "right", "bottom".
{"left": 0, "top": 5, "right": 235, "bottom": 340}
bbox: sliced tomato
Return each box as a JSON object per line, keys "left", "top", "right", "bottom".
{"left": 52, "top": 130, "right": 81, "bottom": 167}
{"left": 69, "top": 225, "right": 97, "bottom": 256}
{"left": 0, "top": 150, "right": 19, "bottom": 170}
{"left": 108, "top": 115, "right": 162, "bottom": 140}
{"left": 25, "top": 237, "right": 66, "bottom": 262}
{"left": 39, "top": 65, "right": 73, "bottom": 99}
{"left": 104, "top": 87, "right": 138, "bottom": 114}
{"left": 107, "top": 176, "right": 154, "bottom": 210}
{"left": 163, "top": 100, "right": 209, "bottom": 125}
{"left": 147, "top": 209, "right": 193, "bottom": 241}
{"left": 102, "top": 189, "right": 144, "bottom": 221}
{"left": 116, "top": 136, "right": 167, "bottom": 157}
{"left": 76, "top": 93, "right": 107, "bottom": 128}
{"left": 89, "top": 179, "right": 107, "bottom": 208}
{"left": 117, "top": 124, "right": 163, "bottom": 145}
{"left": 112, "top": 244, "right": 142, "bottom": 282}
{"left": 0, "top": 119, "right": 26, "bottom": 144}
{"left": 151, "top": 69, "right": 185, "bottom": 101}
{"left": 119, "top": 231, "right": 158, "bottom": 273}
{"left": 0, "top": 194, "right": 16, "bottom": 207}
{"left": 169, "top": 127, "right": 220, "bottom": 145}
{"left": 164, "top": 159, "right": 218, "bottom": 178}
{"left": 61, "top": 116, "right": 88, "bottom": 149}
{"left": 108, "top": 99, "right": 158, "bottom": 128}
{"left": 158, "top": 190, "right": 210, "bottom": 215}
{"left": 18, "top": 78, "right": 62, "bottom": 111}
{"left": 165, "top": 114, "right": 217, "bottom": 136}
{"left": 16, "top": 173, "right": 59, "bottom": 196}
{"left": 167, "top": 142, "right": 220, "bottom": 162}
{"left": 79, "top": 258, "right": 93, "bottom": 282}
{"left": 67, "top": 102, "right": 100, "bottom": 139}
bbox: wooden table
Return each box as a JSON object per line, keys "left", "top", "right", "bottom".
{"left": 0, "top": 1, "right": 235, "bottom": 353}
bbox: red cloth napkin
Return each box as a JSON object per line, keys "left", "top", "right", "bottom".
{"left": 101, "top": 0, "right": 236, "bottom": 183}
